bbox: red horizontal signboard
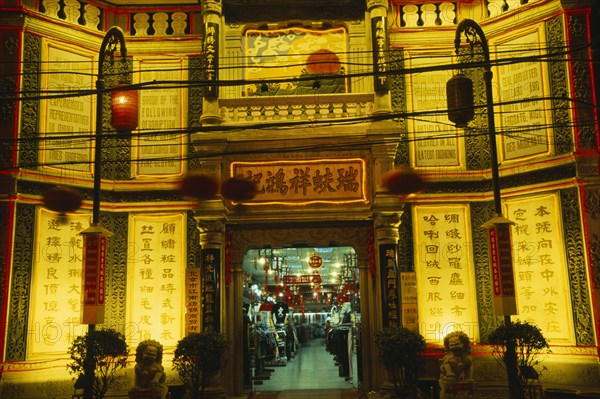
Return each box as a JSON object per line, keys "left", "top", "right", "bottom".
{"left": 282, "top": 274, "right": 322, "bottom": 285}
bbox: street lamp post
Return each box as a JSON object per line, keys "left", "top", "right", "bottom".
{"left": 450, "top": 19, "right": 521, "bottom": 398}
{"left": 93, "top": 26, "right": 127, "bottom": 225}
{"left": 79, "top": 26, "right": 132, "bottom": 399}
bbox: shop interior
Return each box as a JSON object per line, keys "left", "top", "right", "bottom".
{"left": 242, "top": 246, "right": 360, "bottom": 391}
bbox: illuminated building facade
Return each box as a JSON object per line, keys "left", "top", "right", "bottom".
{"left": 0, "top": 0, "right": 598, "bottom": 398}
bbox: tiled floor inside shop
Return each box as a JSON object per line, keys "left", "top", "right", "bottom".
{"left": 249, "top": 338, "right": 359, "bottom": 398}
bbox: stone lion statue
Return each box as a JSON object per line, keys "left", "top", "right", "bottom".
{"left": 439, "top": 331, "right": 474, "bottom": 398}
{"left": 131, "top": 339, "right": 166, "bottom": 399}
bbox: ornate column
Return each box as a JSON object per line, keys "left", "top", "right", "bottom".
{"left": 196, "top": 218, "right": 227, "bottom": 398}
{"left": 199, "top": 0, "right": 223, "bottom": 125}
{"left": 367, "top": 212, "right": 403, "bottom": 390}
{"left": 367, "top": 0, "right": 392, "bottom": 114}
{"left": 225, "top": 231, "right": 245, "bottom": 397}
{"left": 197, "top": 218, "right": 225, "bottom": 331}
{"left": 357, "top": 232, "right": 377, "bottom": 392}
{"left": 375, "top": 213, "right": 402, "bottom": 328}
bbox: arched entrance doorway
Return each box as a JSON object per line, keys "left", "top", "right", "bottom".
{"left": 225, "top": 221, "right": 371, "bottom": 396}
{"left": 242, "top": 245, "right": 359, "bottom": 392}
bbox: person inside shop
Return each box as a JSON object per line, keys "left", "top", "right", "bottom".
{"left": 271, "top": 299, "right": 289, "bottom": 326}
{"left": 324, "top": 317, "right": 332, "bottom": 351}
{"left": 329, "top": 305, "right": 340, "bottom": 325}
{"left": 340, "top": 301, "right": 352, "bottom": 324}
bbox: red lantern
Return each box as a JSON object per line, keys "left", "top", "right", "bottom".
{"left": 306, "top": 49, "right": 341, "bottom": 75}
{"left": 311, "top": 272, "right": 322, "bottom": 285}
{"left": 221, "top": 177, "right": 257, "bottom": 202}
{"left": 446, "top": 74, "right": 474, "bottom": 127}
{"left": 43, "top": 186, "right": 82, "bottom": 213}
{"left": 180, "top": 172, "right": 219, "bottom": 200}
{"left": 111, "top": 86, "right": 138, "bottom": 131}
{"left": 308, "top": 254, "right": 323, "bottom": 270}
{"left": 382, "top": 168, "right": 425, "bottom": 196}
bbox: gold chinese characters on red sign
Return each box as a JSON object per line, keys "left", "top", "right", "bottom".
{"left": 231, "top": 158, "right": 367, "bottom": 205}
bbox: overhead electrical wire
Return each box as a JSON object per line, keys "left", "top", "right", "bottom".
{"left": 4, "top": 32, "right": 599, "bottom": 99}
{"left": 1, "top": 31, "right": 597, "bottom": 173}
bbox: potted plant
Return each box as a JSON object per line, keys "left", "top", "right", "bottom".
{"left": 172, "top": 331, "right": 230, "bottom": 399}
{"left": 488, "top": 320, "right": 550, "bottom": 399}
{"left": 374, "top": 326, "right": 426, "bottom": 399}
{"left": 67, "top": 328, "right": 129, "bottom": 399}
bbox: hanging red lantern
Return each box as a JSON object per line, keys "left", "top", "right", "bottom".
{"left": 221, "top": 177, "right": 257, "bottom": 202}
{"left": 180, "top": 172, "right": 219, "bottom": 200}
{"left": 311, "top": 272, "right": 322, "bottom": 285}
{"left": 306, "top": 49, "right": 341, "bottom": 75}
{"left": 111, "top": 86, "right": 138, "bottom": 132}
{"left": 446, "top": 74, "right": 474, "bottom": 127}
{"left": 382, "top": 168, "right": 425, "bottom": 196}
{"left": 43, "top": 186, "right": 82, "bottom": 214}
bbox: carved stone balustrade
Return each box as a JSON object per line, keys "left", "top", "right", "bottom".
{"left": 219, "top": 93, "right": 374, "bottom": 124}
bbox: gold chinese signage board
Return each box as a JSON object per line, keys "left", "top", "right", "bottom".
{"left": 134, "top": 59, "right": 186, "bottom": 177}
{"left": 371, "top": 16, "right": 389, "bottom": 92}
{"left": 231, "top": 158, "right": 367, "bottom": 205}
{"left": 40, "top": 42, "right": 94, "bottom": 174}
{"left": 200, "top": 248, "right": 221, "bottom": 332}
{"left": 407, "top": 51, "right": 462, "bottom": 169}
{"left": 29, "top": 209, "right": 91, "bottom": 357}
{"left": 380, "top": 243, "right": 400, "bottom": 327}
{"left": 413, "top": 205, "right": 479, "bottom": 343}
{"left": 203, "top": 22, "right": 219, "bottom": 98}
{"left": 505, "top": 193, "right": 574, "bottom": 344}
{"left": 493, "top": 27, "right": 551, "bottom": 161}
{"left": 127, "top": 213, "right": 186, "bottom": 347}
{"left": 400, "top": 272, "right": 418, "bottom": 332}
{"left": 185, "top": 268, "right": 201, "bottom": 334}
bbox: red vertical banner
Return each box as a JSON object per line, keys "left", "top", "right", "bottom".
{"left": 488, "top": 223, "right": 517, "bottom": 316}
{"left": 80, "top": 228, "right": 109, "bottom": 324}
